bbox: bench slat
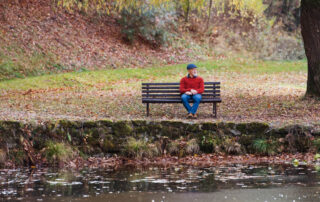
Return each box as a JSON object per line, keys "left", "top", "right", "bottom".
{"left": 142, "top": 98, "right": 222, "bottom": 103}
{"left": 142, "top": 93, "right": 220, "bottom": 97}
{"left": 143, "top": 88, "right": 220, "bottom": 91}
{"left": 142, "top": 82, "right": 220, "bottom": 85}
{"left": 142, "top": 96, "right": 220, "bottom": 99}
{"left": 142, "top": 90, "right": 219, "bottom": 93}
{"left": 142, "top": 86, "right": 218, "bottom": 89}
{"left": 142, "top": 90, "right": 221, "bottom": 95}
{"left": 142, "top": 98, "right": 222, "bottom": 101}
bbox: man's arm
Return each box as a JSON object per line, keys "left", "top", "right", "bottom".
{"left": 180, "top": 77, "right": 191, "bottom": 93}
{"left": 194, "top": 77, "right": 204, "bottom": 94}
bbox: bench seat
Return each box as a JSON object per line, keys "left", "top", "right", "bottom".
{"left": 142, "top": 98, "right": 222, "bottom": 103}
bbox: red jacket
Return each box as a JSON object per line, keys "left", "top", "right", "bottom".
{"left": 180, "top": 76, "right": 204, "bottom": 94}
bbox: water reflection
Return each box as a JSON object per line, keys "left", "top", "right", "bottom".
{"left": 1, "top": 164, "right": 320, "bottom": 201}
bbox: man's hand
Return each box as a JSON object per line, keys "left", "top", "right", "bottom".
{"left": 185, "top": 91, "right": 192, "bottom": 95}
{"left": 191, "top": 89, "right": 198, "bottom": 95}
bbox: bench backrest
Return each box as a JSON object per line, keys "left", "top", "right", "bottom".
{"left": 142, "top": 82, "right": 220, "bottom": 99}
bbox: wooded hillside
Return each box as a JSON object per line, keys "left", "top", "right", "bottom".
{"left": 0, "top": 0, "right": 304, "bottom": 80}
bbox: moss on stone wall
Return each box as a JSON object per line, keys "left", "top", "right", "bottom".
{"left": 0, "top": 119, "right": 319, "bottom": 166}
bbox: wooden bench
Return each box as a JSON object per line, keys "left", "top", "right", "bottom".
{"left": 142, "top": 82, "right": 221, "bottom": 117}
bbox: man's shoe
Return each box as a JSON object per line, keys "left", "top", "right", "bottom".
{"left": 192, "top": 114, "right": 198, "bottom": 119}
{"left": 187, "top": 113, "right": 193, "bottom": 119}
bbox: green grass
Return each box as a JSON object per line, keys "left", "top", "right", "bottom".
{"left": 0, "top": 46, "right": 59, "bottom": 81}
{"left": 0, "top": 58, "right": 307, "bottom": 91}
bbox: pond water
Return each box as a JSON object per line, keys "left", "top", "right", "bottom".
{"left": 1, "top": 164, "right": 320, "bottom": 202}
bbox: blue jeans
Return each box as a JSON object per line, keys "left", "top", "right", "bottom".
{"left": 181, "top": 94, "right": 202, "bottom": 114}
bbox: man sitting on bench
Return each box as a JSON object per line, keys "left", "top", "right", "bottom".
{"left": 180, "top": 64, "right": 204, "bottom": 119}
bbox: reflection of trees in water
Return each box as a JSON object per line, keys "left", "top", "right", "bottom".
{"left": 1, "top": 165, "right": 320, "bottom": 200}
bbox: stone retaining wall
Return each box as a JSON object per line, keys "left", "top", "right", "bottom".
{"left": 0, "top": 120, "right": 319, "bottom": 165}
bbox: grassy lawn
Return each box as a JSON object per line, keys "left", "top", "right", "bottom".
{"left": 0, "top": 58, "right": 318, "bottom": 125}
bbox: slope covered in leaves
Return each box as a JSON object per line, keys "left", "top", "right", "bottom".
{"left": 0, "top": 0, "right": 205, "bottom": 80}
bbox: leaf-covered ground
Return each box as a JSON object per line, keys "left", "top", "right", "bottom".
{"left": 0, "top": 58, "right": 319, "bottom": 125}
{"left": 0, "top": 1, "right": 207, "bottom": 80}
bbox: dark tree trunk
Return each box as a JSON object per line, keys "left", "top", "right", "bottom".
{"left": 185, "top": 0, "right": 190, "bottom": 22}
{"left": 265, "top": 0, "right": 275, "bottom": 16}
{"left": 301, "top": 0, "right": 320, "bottom": 97}
{"left": 282, "top": 0, "right": 289, "bottom": 14}
{"left": 206, "top": 0, "right": 213, "bottom": 29}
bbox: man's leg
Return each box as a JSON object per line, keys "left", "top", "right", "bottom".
{"left": 181, "top": 94, "right": 192, "bottom": 113}
{"left": 191, "top": 94, "right": 202, "bottom": 115}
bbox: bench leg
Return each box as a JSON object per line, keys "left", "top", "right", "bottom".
{"left": 213, "top": 103, "right": 217, "bottom": 118}
{"left": 147, "top": 103, "right": 150, "bottom": 117}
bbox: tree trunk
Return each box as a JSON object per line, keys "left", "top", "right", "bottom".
{"left": 185, "top": 0, "right": 190, "bottom": 22}
{"left": 206, "top": 0, "right": 213, "bottom": 29}
{"left": 265, "top": 0, "right": 275, "bottom": 16}
{"left": 282, "top": 0, "right": 289, "bottom": 14}
{"left": 301, "top": 0, "right": 320, "bottom": 97}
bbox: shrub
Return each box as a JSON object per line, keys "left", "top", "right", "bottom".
{"left": 118, "top": 5, "right": 175, "bottom": 47}
{"left": 199, "top": 135, "right": 214, "bottom": 153}
{"left": 246, "top": 29, "right": 305, "bottom": 60}
{"left": 0, "top": 149, "right": 6, "bottom": 166}
{"left": 43, "top": 141, "right": 75, "bottom": 164}
{"left": 222, "top": 137, "right": 243, "bottom": 155}
{"left": 123, "top": 137, "right": 159, "bottom": 158}
{"left": 186, "top": 139, "right": 200, "bottom": 155}
{"left": 252, "top": 138, "right": 279, "bottom": 156}
{"left": 123, "top": 137, "right": 147, "bottom": 158}
{"left": 312, "top": 138, "right": 320, "bottom": 152}
{"left": 167, "top": 141, "right": 180, "bottom": 155}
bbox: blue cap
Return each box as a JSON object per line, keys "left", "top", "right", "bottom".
{"left": 187, "top": 64, "right": 197, "bottom": 70}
